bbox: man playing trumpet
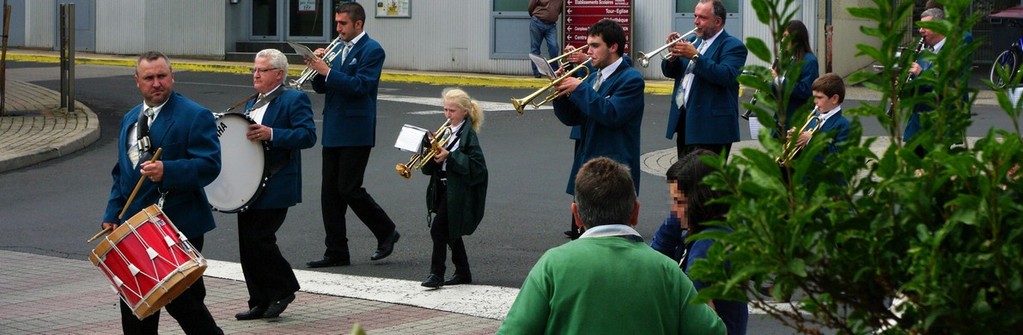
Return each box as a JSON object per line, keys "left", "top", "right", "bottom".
{"left": 663, "top": 0, "right": 748, "bottom": 160}
{"left": 551, "top": 18, "right": 645, "bottom": 201}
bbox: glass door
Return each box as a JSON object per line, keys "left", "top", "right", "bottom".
{"left": 288, "top": 0, "right": 331, "bottom": 41}
{"left": 251, "top": 0, "right": 279, "bottom": 40}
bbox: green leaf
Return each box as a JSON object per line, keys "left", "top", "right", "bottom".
{"left": 744, "top": 38, "right": 772, "bottom": 63}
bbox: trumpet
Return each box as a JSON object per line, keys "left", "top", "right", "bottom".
{"left": 289, "top": 36, "right": 345, "bottom": 89}
{"left": 549, "top": 45, "right": 589, "bottom": 69}
{"left": 636, "top": 28, "right": 698, "bottom": 68}
{"left": 776, "top": 106, "right": 823, "bottom": 166}
{"left": 511, "top": 58, "right": 592, "bottom": 114}
{"left": 396, "top": 120, "right": 454, "bottom": 179}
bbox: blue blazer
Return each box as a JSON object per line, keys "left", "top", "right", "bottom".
{"left": 812, "top": 110, "right": 851, "bottom": 158}
{"left": 103, "top": 92, "right": 221, "bottom": 239}
{"left": 775, "top": 53, "right": 819, "bottom": 130}
{"left": 904, "top": 33, "right": 973, "bottom": 142}
{"left": 312, "top": 34, "right": 385, "bottom": 147}
{"left": 662, "top": 30, "right": 748, "bottom": 144}
{"left": 243, "top": 88, "right": 317, "bottom": 209}
{"left": 553, "top": 57, "right": 644, "bottom": 194}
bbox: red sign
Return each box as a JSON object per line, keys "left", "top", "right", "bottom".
{"left": 563, "top": 0, "right": 633, "bottom": 54}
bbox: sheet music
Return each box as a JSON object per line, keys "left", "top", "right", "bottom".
{"left": 287, "top": 41, "right": 317, "bottom": 59}
{"left": 395, "top": 124, "right": 428, "bottom": 153}
{"left": 529, "top": 53, "right": 556, "bottom": 79}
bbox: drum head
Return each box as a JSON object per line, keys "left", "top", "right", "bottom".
{"left": 205, "top": 114, "right": 268, "bottom": 212}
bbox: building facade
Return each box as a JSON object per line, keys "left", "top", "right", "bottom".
{"left": 8, "top": 0, "right": 1004, "bottom": 79}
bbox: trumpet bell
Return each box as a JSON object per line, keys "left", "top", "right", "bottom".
{"left": 396, "top": 163, "right": 413, "bottom": 179}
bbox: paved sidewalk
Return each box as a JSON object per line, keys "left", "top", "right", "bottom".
{"left": 0, "top": 250, "right": 505, "bottom": 334}
{"left": 0, "top": 80, "right": 99, "bottom": 173}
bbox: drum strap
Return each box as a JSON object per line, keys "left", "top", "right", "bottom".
{"left": 246, "top": 88, "right": 286, "bottom": 115}
{"left": 221, "top": 93, "right": 259, "bottom": 114}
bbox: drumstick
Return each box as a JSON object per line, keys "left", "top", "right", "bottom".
{"left": 87, "top": 148, "right": 163, "bottom": 244}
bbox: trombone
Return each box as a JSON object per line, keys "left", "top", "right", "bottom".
{"left": 636, "top": 28, "right": 698, "bottom": 68}
{"left": 289, "top": 36, "right": 345, "bottom": 89}
{"left": 776, "top": 107, "right": 823, "bottom": 166}
{"left": 511, "top": 58, "right": 592, "bottom": 114}
{"left": 396, "top": 120, "right": 454, "bottom": 179}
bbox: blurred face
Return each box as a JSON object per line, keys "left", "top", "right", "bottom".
{"left": 443, "top": 99, "right": 467, "bottom": 125}
{"left": 135, "top": 57, "right": 174, "bottom": 106}
{"left": 918, "top": 16, "right": 944, "bottom": 47}
{"left": 669, "top": 182, "right": 688, "bottom": 228}
{"left": 335, "top": 12, "right": 363, "bottom": 42}
{"left": 812, "top": 90, "right": 840, "bottom": 113}
{"left": 252, "top": 56, "right": 284, "bottom": 94}
{"left": 586, "top": 34, "right": 617, "bottom": 69}
{"left": 693, "top": 2, "right": 722, "bottom": 39}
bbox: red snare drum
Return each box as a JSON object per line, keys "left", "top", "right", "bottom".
{"left": 89, "top": 205, "right": 206, "bottom": 319}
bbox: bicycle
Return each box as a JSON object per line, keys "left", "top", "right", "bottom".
{"left": 990, "top": 21, "right": 1023, "bottom": 88}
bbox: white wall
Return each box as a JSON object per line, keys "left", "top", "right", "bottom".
{"left": 24, "top": 0, "right": 55, "bottom": 49}
{"left": 95, "top": 0, "right": 225, "bottom": 57}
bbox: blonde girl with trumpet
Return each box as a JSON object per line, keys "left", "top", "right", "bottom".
{"left": 419, "top": 88, "right": 489, "bottom": 288}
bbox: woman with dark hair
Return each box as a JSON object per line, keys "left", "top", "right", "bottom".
{"left": 773, "top": 20, "right": 819, "bottom": 131}
{"left": 674, "top": 149, "right": 748, "bottom": 335}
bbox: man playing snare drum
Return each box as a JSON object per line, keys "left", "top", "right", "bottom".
{"left": 100, "top": 51, "right": 223, "bottom": 335}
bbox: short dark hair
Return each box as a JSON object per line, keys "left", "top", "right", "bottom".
{"left": 335, "top": 1, "right": 366, "bottom": 23}
{"left": 675, "top": 149, "right": 727, "bottom": 233}
{"left": 587, "top": 19, "right": 627, "bottom": 57}
{"left": 701, "top": 0, "right": 727, "bottom": 25}
{"left": 136, "top": 51, "right": 172, "bottom": 72}
{"left": 574, "top": 157, "right": 636, "bottom": 227}
{"left": 811, "top": 73, "right": 846, "bottom": 104}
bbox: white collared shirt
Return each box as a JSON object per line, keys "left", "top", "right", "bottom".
{"left": 593, "top": 56, "right": 624, "bottom": 90}
{"left": 441, "top": 120, "right": 465, "bottom": 171}
{"left": 818, "top": 105, "right": 841, "bottom": 125}
{"left": 930, "top": 37, "right": 946, "bottom": 53}
{"left": 127, "top": 99, "right": 168, "bottom": 149}
{"left": 579, "top": 224, "right": 643, "bottom": 239}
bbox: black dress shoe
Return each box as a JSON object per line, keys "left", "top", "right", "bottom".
{"left": 444, "top": 273, "right": 473, "bottom": 286}
{"left": 306, "top": 257, "right": 350, "bottom": 268}
{"left": 421, "top": 274, "right": 444, "bottom": 288}
{"left": 371, "top": 231, "right": 400, "bottom": 261}
{"left": 235, "top": 306, "right": 267, "bottom": 320}
{"left": 262, "top": 293, "right": 296, "bottom": 319}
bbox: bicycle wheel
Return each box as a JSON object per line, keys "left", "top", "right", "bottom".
{"left": 990, "top": 50, "right": 1018, "bottom": 88}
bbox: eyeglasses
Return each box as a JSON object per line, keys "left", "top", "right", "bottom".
{"left": 251, "top": 67, "right": 279, "bottom": 74}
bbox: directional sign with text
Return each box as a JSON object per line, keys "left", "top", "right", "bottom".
{"left": 563, "top": 0, "right": 633, "bottom": 54}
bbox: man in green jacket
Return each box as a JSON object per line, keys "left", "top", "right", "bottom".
{"left": 497, "top": 157, "right": 725, "bottom": 335}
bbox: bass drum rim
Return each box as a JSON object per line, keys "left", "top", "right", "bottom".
{"left": 205, "top": 113, "right": 270, "bottom": 213}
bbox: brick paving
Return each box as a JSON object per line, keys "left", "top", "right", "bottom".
{"left": 0, "top": 80, "right": 99, "bottom": 173}
{"left": 0, "top": 251, "right": 503, "bottom": 334}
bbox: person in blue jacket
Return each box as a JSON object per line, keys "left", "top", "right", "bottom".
{"left": 232, "top": 49, "right": 317, "bottom": 321}
{"left": 101, "top": 51, "right": 223, "bottom": 335}
{"left": 551, "top": 18, "right": 644, "bottom": 195}
{"left": 663, "top": 0, "right": 748, "bottom": 160}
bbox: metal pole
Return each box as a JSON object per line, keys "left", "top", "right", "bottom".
{"left": 67, "top": 3, "right": 75, "bottom": 114}
{"left": 1, "top": 1, "right": 10, "bottom": 116}
{"left": 825, "top": 0, "right": 833, "bottom": 74}
{"left": 59, "top": 4, "right": 66, "bottom": 110}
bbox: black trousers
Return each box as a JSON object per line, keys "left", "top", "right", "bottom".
{"left": 119, "top": 236, "right": 222, "bottom": 335}
{"left": 238, "top": 208, "right": 299, "bottom": 308}
{"left": 429, "top": 182, "right": 469, "bottom": 276}
{"left": 321, "top": 146, "right": 396, "bottom": 260}
{"left": 675, "top": 114, "right": 732, "bottom": 160}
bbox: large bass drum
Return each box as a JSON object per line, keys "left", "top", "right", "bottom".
{"left": 205, "top": 113, "right": 269, "bottom": 213}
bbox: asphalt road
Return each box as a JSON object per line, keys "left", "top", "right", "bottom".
{"left": 0, "top": 61, "right": 1013, "bottom": 334}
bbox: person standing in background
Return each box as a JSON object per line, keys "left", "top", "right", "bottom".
{"left": 529, "top": 0, "right": 563, "bottom": 78}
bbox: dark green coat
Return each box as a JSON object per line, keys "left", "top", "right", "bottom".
{"left": 422, "top": 120, "right": 488, "bottom": 240}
